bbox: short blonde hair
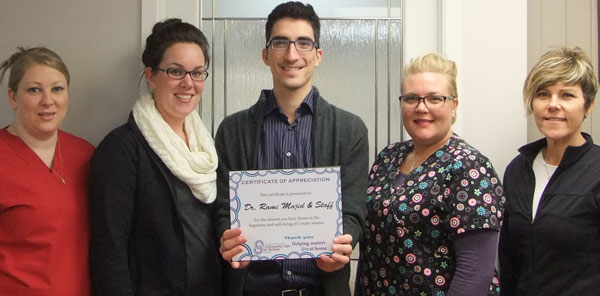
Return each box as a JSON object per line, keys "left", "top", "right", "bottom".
{"left": 523, "top": 46, "right": 597, "bottom": 113}
{"left": 401, "top": 53, "right": 458, "bottom": 98}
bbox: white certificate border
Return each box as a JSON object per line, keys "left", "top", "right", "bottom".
{"left": 229, "top": 167, "right": 343, "bottom": 260}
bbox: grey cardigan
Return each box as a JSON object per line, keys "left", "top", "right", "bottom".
{"left": 214, "top": 88, "right": 369, "bottom": 296}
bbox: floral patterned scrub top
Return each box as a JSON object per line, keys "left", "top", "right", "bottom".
{"left": 358, "top": 134, "right": 505, "bottom": 296}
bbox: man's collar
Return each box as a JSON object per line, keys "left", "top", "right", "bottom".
{"left": 263, "top": 87, "right": 315, "bottom": 117}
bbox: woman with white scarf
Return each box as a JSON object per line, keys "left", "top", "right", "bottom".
{"left": 88, "top": 19, "right": 222, "bottom": 295}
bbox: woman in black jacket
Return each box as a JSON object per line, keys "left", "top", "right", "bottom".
{"left": 89, "top": 19, "right": 222, "bottom": 295}
{"left": 499, "top": 46, "right": 600, "bottom": 296}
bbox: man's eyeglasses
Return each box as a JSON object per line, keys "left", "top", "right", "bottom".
{"left": 266, "top": 38, "right": 318, "bottom": 52}
{"left": 399, "top": 95, "right": 453, "bottom": 109}
{"left": 156, "top": 67, "right": 209, "bottom": 81}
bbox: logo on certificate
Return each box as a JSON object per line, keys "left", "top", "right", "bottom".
{"left": 254, "top": 240, "right": 264, "bottom": 254}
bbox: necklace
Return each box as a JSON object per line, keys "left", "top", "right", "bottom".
{"left": 10, "top": 125, "right": 66, "bottom": 184}
{"left": 409, "top": 155, "right": 417, "bottom": 172}
{"left": 409, "top": 140, "right": 448, "bottom": 172}
{"left": 56, "top": 135, "right": 66, "bottom": 184}
{"left": 541, "top": 148, "right": 555, "bottom": 180}
{"left": 409, "top": 151, "right": 425, "bottom": 172}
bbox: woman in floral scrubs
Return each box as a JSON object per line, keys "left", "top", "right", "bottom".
{"left": 356, "top": 53, "right": 505, "bottom": 296}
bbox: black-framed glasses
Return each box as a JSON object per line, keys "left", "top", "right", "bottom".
{"left": 399, "top": 95, "right": 453, "bottom": 109}
{"left": 156, "top": 67, "right": 209, "bottom": 81}
{"left": 266, "top": 38, "right": 318, "bottom": 51}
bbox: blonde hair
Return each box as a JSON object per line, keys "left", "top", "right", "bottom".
{"left": 401, "top": 53, "right": 458, "bottom": 98}
{"left": 523, "top": 46, "right": 597, "bottom": 113}
{"left": 0, "top": 47, "right": 70, "bottom": 92}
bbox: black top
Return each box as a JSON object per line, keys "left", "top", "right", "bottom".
{"left": 499, "top": 133, "right": 600, "bottom": 296}
{"left": 170, "top": 172, "right": 221, "bottom": 295}
{"left": 89, "top": 115, "right": 223, "bottom": 296}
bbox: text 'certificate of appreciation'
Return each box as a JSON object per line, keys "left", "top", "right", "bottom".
{"left": 229, "top": 167, "right": 342, "bottom": 261}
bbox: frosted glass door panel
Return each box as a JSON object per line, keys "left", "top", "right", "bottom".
{"left": 386, "top": 20, "right": 402, "bottom": 146}
{"left": 314, "top": 19, "right": 376, "bottom": 158}
{"left": 224, "top": 20, "right": 273, "bottom": 115}
{"left": 199, "top": 19, "right": 224, "bottom": 134}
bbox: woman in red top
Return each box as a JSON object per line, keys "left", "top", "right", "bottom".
{"left": 0, "top": 47, "right": 94, "bottom": 296}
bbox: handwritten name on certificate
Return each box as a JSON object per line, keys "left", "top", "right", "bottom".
{"left": 229, "top": 167, "right": 342, "bottom": 261}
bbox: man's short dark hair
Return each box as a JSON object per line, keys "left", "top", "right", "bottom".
{"left": 265, "top": 2, "right": 321, "bottom": 48}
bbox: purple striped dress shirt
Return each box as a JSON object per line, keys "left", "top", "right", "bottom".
{"left": 245, "top": 87, "right": 322, "bottom": 295}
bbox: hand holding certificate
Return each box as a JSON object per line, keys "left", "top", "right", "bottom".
{"left": 228, "top": 167, "right": 343, "bottom": 262}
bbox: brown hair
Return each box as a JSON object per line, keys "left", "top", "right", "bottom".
{"left": 142, "top": 18, "right": 210, "bottom": 72}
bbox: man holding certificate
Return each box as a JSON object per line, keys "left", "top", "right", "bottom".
{"left": 214, "top": 2, "right": 369, "bottom": 295}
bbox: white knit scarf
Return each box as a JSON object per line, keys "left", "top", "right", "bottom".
{"left": 132, "top": 93, "right": 218, "bottom": 203}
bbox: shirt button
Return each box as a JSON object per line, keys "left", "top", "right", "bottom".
{"left": 287, "top": 270, "right": 292, "bottom": 276}
{"left": 286, "top": 152, "right": 292, "bottom": 157}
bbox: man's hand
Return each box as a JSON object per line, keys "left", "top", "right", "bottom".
{"left": 219, "top": 228, "right": 250, "bottom": 269}
{"left": 315, "top": 234, "right": 353, "bottom": 272}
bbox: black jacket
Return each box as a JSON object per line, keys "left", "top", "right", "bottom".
{"left": 499, "top": 133, "right": 600, "bottom": 296}
{"left": 89, "top": 115, "right": 223, "bottom": 296}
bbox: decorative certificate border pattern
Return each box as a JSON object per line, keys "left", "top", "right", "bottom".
{"left": 229, "top": 167, "right": 342, "bottom": 260}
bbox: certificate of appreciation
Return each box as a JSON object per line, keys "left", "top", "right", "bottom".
{"left": 229, "top": 167, "right": 342, "bottom": 261}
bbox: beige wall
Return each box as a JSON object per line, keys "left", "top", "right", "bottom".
{"left": 527, "top": 0, "right": 599, "bottom": 142}
{"left": 0, "top": 0, "right": 142, "bottom": 146}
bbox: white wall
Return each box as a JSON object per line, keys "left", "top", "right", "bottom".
{"left": 403, "top": 0, "right": 528, "bottom": 178}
